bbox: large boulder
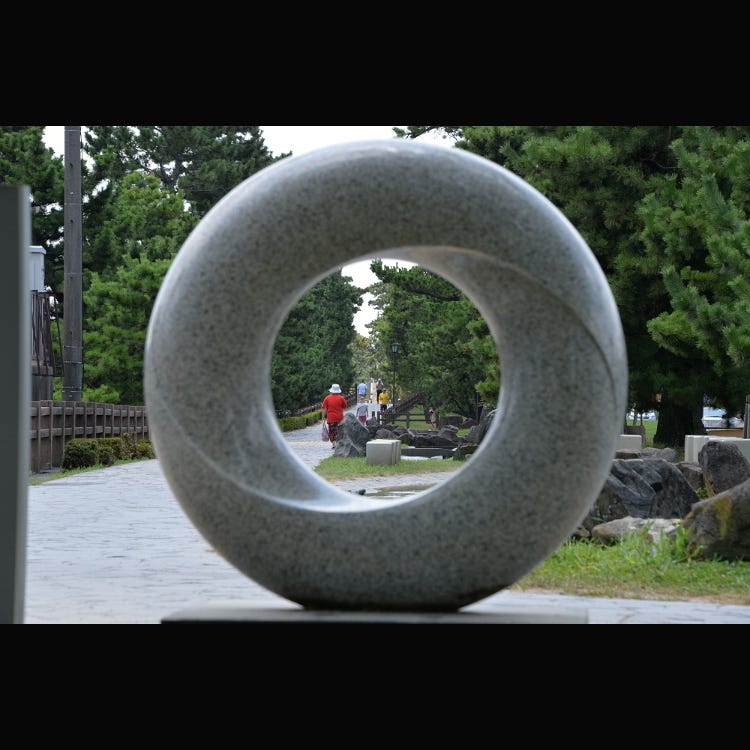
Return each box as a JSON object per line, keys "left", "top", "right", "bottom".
{"left": 407, "top": 429, "right": 459, "bottom": 449}
{"left": 698, "top": 441, "right": 750, "bottom": 496}
{"left": 333, "top": 414, "right": 370, "bottom": 458}
{"left": 464, "top": 409, "right": 495, "bottom": 445}
{"left": 683, "top": 477, "right": 750, "bottom": 561}
{"left": 579, "top": 458, "right": 700, "bottom": 533}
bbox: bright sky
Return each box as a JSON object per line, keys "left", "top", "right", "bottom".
{"left": 43, "top": 125, "right": 456, "bottom": 334}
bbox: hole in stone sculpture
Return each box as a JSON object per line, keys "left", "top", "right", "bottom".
{"left": 270, "top": 257, "right": 501, "bottom": 501}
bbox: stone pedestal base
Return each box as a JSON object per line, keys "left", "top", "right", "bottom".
{"left": 162, "top": 603, "right": 588, "bottom": 624}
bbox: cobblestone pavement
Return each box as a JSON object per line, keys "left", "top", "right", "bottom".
{"left": 22, "top": 414, "right": 750, "bottom": 624}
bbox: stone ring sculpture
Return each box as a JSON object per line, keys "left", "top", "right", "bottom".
{"left": 144, "top": 139, "right": 627, "bottom": 612}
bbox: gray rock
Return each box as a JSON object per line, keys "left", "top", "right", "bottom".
{"left": 698, "top": 441, "right": 750, "bottom": 496}
{"left": 639, "top": 447, "right": 681, "bottom": 463}
{"left": 375, "top": 427, "right": 399, "bottom": 440}
{"left": 683, "top": 477, "right": 750, "bottom": 561}
{"left": 464, "top": 409, "right": 495, "bottom": 446}
{"left": 409, "top": 431, "right": 458, "bottom": 449}
{"left": 614, "top": 446, "right": 680, "bottom": 463}
{"left": 591, "top": 516, "right": 681, "bottom": 545}
{"left": 615, "top": 450, "right": 642, "bottom": 460}
{"left": 333, "top": 414, "right": 369, "bottom": 458}
{"left": 437, "top": 425, "right": 459, "bottom": 440}
{"left": 677, "top": 461, "right": 705, "bottom": 492}
{"left": 581, "top": 458, "right": 699, "bottom": 532}
{"left": 453, "top": 445, "right": 477, "bottom": 461}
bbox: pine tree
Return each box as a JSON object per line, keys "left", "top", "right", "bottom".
{"left": 83, "top": 253, "right": 172, "bottom": 404}
{"left": 81, "top": 126, "right": 282, "bottom": 280}
{"left": 407, "top": 126, "right": 710, "bottom": 445}
{"left": 271, "top": 272, "right": 362, "bottom": 411}
{"left": 0, "top": 126, "right": 64, "bottom": 289}
{"left": 639, "top": 126, "right": 750, "bottom": 420}
{"left": 80, "top": 174, "right": 197, "bottom": 403}
{"left": 367, "top": 261, "right": 493, "bottom": 416}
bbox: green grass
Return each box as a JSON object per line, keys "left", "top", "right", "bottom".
{"left": 315, "top": 455, "right": 463, "bottom": 482}
{"left": 643, "top": 419, "right": 658, "bottom": 445}
{"left": 625, "top": 418, "right": 659, "bottom": 446}
{"left": 510, "top": 527, "right": 750, "bottom": 605}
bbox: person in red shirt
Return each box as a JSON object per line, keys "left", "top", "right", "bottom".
{"left": 322, "top": 383, "right": 348, "bottom": 449}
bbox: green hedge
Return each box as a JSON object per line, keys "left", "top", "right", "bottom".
{"left": 62, "top": 435, "right": 155, "bottom": 470}
{"left": 62, "top": 439, "right": 100, "bottom": 469}
{"left": 278, "top": 410, "right": 322, "bottom": 432}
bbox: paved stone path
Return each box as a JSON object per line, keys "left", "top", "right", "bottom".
{"left": 22, "top": 414, "right": 750, "bottom": 624}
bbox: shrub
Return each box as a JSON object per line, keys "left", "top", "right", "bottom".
{"left": 62, "top": 439, "right": 100, "bottom": 469}
{"left": 120, "top": 433, "right": 139, "bottom": 459}
{"left": 61, "top": 435, "right": 154, "bottom": 470}
{"left": 131, "top": 440, "right": 155, "bottom": 459}
{"left": 278, "top": 410, "right": 323, "bottom": 432}
{"left": 97, "top": 439, "right": 121, "bottom": 466}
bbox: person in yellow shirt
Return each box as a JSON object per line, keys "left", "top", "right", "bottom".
{"left": 378, "top": 389, "right": 389, "bottom": 412}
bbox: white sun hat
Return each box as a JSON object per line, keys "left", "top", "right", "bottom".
{"left": 329, "top": 384, "right": 342, "bottom": 393}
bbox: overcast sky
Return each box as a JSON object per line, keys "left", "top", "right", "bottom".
{"left": 42, "top": 125, "right": 456, "bottom": 334}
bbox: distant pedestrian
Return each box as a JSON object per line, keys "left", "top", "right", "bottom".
{"left": 322, "top": 383, "right": 348, "bottom": 449}
{"left": 356, "top": 398, "right": 369, "bottom": 425}
{"left": 429, "top": 408, "right": 437, "bottom": 428}
{"left": 357, "top": 380, "right": 367, "bottom": 399}
{"left": 375, "top": 378, "right": 384, "bottom": 405}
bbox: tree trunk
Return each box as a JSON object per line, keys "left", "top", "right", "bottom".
{"left": 654, "top": 395, "right": 704, "bottom": 448}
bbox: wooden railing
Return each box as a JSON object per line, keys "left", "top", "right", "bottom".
{"left": 379, "top": 392, "right": 425, "bottom": 425}
{"left": 30, "top": 401, "right": 149, "bottom": 473}
{"left": 275, "top": 390, "right": 357, "bottom": 418}
{"left": 31, "top": 390, "right": 361, "bottom": 473}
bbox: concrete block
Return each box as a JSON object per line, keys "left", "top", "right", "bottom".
{"left": 616, "top": 434, "right": 643, "bottom": 452}
{"left": 366, "top": 439, "right": 401, "bottom": 466}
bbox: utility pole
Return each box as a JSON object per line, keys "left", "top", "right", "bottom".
{"left": 62, "top": 126, "right": 82, "bottom": 401}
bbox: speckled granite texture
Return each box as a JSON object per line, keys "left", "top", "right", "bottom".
{"left": 144, "top": 140, "right": 627, "bottom": 611}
